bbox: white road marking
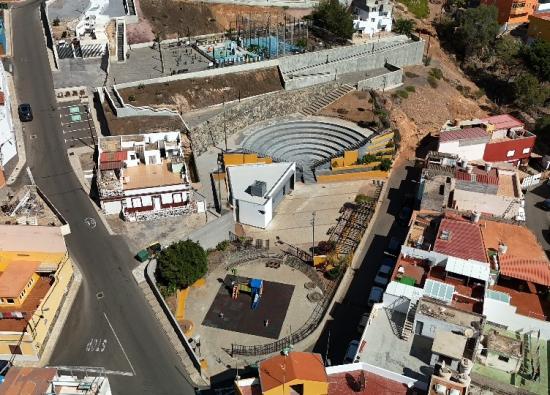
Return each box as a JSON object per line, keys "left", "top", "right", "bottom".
{"left": 104, "top": 312, "right": 137, "bottom": 376}
{"left": 86, "top": 338, "right": 108, "bottom": 352}
{"left": 63, "top": 127, "right": 94, "bottom": 134}
{"left": 64, "top": 136, "right": 94, "bottom": 142}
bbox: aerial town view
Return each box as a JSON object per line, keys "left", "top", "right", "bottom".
{"left": 0, "top": 0, "right": 548, "bottom": 392}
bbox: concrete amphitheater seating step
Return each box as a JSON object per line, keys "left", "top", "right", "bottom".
{"left": 300, "top": 84, "right": 355, "bottom": 116}
{"left": 241, "top": 119, "right": 372, "bottom": 183}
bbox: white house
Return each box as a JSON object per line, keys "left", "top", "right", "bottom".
{"left": 96, "top": 132, "right": 201, "bottom": 221}
{"left": 0, "top": 61, "right": 16, "bottom": 170}
{"left": 227, "top": 162, "right": 296, "bottom": 229}
{"left": 438, "top": 127, "right": 490, "bottom": 161}
{"left": 352, "top": 0, "right": 393, "bottom": 37}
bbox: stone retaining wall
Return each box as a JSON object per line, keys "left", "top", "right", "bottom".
{"left": 189, "top": 82, "right": 341, "bottom": 155}
{"left": 357, "top": 67, "right": 403, "bottom": 91}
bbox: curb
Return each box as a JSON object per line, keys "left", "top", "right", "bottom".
{"left": 39, "top": 263, "right": 82, "bottom": 366}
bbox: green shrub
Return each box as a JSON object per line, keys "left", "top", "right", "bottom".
{"left": 473, "top": 89, "right": 485, "bottom": 99}
{"left": 427, "top": 75, "right": 438, "bottom": 88}
{"left": 429, "top": 68, "right": 443, "bottom": 80}
{"left": 355, "top": 194, "right": 375, "bottom": 204}
{"left": 396, "top": 0, "right": 429, "bottom": 18}
{"left": 128, "top": 95, "right": 136, "bottom": 102}
{"left": 405, "top": 85, "right": 416, "bottom": 92}
{"left": 405, "top": 71, "right": 419, "bottom": 78}
{"left": 396, "top": 90, "right": 409, "bottom": 98}
{"left": 357, "top": 153, "right": 378, "bottom": 164}
{"left": 377, "top": 158, "right": 393, "bottom": 171}
{"left": 216, "top": 240, "right": 230, "bottom": 251}
{"left": 156, "top": 240, "right": 208, "bottom": 290}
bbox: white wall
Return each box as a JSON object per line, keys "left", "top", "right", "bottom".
{"left": 0, "top": 61, "right": 16, "bottom": 167}
{"left": 123, "top": 183, "right": 189, "bottom": 197}
{"left": 438, "top": 141, "right": 485, "bottom": 161}
{"left": 353, "top": 8, "right": 392, "bottom": 36}
{"left": 483, "top": 298, "right": 550, "bottom": 339}
{"left": 102, "top": 200, "right": 122, "bottom": 215}
{"left": 236, "top": 199, "right": 269, "bottom": 229}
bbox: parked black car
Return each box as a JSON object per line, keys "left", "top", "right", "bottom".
{"left": 18, "top": 103, "right": 33, "bottom": 122}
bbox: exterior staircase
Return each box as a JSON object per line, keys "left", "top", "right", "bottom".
{"left": 300, "top": 84, "right": 355, "bottom": 116}
{"left": 116, "top": 19, "right": 126, "bottom": 62}
{"left": 401, "top": 300, "right": 418, "bottom": 340}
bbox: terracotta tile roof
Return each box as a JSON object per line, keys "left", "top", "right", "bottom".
{"left": 433, "top": 217, "right": 488, "bottom": 263}
{"left": 0, "top": 92, "right": 5, "bottom": 106}
{"left": 327, "top": 370, "right": 412, "bottom": 394}
{"left": 439, "top": 127, "right": 488, "bottom": 143}
{"left": 259, "top": 352, "right": 327, "bottom": 392}
{"left": 99, "top": 161, "right": 123, "bottom": 171}
{"left": 482, "top": 114, "right": 524, "bottom": 130}
{"left": 454, "top": 168, "right": 499, "bottom": 185}
{"left": 498, "top": 256, "right": 550, "bottom": 286}
{"left": 481, "top": 220, "right": 547, "bottom": 261}
{"left": 0, "top": 261, "right": 40, "bottom": 298}
{"left": 0, "top": 367, "right": 56, "bottom": 395}
{"left": 100, "top": 150, "right": 127, "bottom": 163}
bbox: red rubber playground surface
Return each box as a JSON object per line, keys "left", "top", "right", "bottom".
{"left": 202, "top": 274, "right": 294, "bottom": 339}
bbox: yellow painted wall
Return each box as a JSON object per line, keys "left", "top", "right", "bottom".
{"left": 223, "top": 153, "right": 272, "bottom": 167}
{"left": 263, "top": 379, "right": 329, "bottom": 395}
{"left": 317, "top": 170, "right": 389, "bottom": 183}
{"left": 528, "top": 15, "right": 550, "bottom": 42}
{"left": 0, "top": 257, "right": 74, "bottom": 360}
{"left": 0, "top": 251, "right": 65, "bottom": 267}
{"left": 343, "top": 150, "right": 358, "bottom": 166}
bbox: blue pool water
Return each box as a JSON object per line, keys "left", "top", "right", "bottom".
{"left": 242, "top": 36, "right": 301, "bottom": 58}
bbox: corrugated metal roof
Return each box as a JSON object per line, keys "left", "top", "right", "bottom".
{"left": 482, "top": 114, "right": 524, "bottom": 130}
{"left": 385, "top": 281, "right": 424, "bottom": 300}
{"left": 498, "top": 256, "right": 550, "bottom": 286}
{"left": 485, "top": 289, "right": 511, "bottom": 303}
{"left": 439, "top": 127, "right": 489, "bottom": 143}
{"left": 445, "top": 256, "right": 490, "bottom": 282}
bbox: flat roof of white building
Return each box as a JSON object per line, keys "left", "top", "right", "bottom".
{"left": 227, "top": 162, "right": 295, "bottom": 205}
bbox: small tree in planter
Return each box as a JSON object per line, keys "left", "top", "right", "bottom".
{"left": 156, "top": 240, "right": 208, "bottom": 295}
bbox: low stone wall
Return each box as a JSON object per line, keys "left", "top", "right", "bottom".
{"left": 189, "top": 82, "right": 341, "bottom": 155}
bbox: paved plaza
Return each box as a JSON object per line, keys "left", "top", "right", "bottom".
{"left": 243, "top": 180, "right": 381, "bottom": 251}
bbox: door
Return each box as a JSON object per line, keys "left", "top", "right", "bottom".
{"left": 153, "top": 196, "right": 161, "bottom": 211}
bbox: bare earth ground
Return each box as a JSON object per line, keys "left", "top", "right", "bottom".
{"left": 138, "top": 0, "right": 311, "bottom": 40}
{"left": 101, "top": 101, "right": 184, "bottom": 135}
{"left": 318, "top": 90, "right": 376, "bottom": 125}
{"left": 118, "top": 67, "right": 283, "bottom": 111}
{"left": 388, "top": 3, "right": 492, "bottom": 161}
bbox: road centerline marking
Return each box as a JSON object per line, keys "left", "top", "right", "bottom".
{"left": 103, "top": 312, "right": 136, "bottom": 376}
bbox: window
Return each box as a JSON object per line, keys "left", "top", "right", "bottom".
{"left": 506, "top": 150, "right": 515, "bottom": 157}
{"left": 522, "top": 147, "right": 530, "bottom": 154}
{"left": 9, "top": 345, "right": 22, "bottom": 355}
{"left": 6, "top": 298, "right": 14, "bottom": 304}
{"left": 371, "top": 18, "right": 376, "bottom": 22}
{"left": 132, "top": 197, "right": 142, "bottom": 208}
{"left": 290, "top": 384, "right": 304, "bottom": 395}
{"left": 498, "top": 355, "right": 510, "bottom": 362}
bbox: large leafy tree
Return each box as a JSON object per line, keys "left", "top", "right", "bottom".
{"left": 312, "top": 0, "right": 354, "bottom": 40}
{"left": 521, "top": 39, "right": 550, "bottom": 82}
{"left": 394, "top": 18, "right": 416, "bottom": 37}
{"left": 156, "top": 240, "right": 208, "bottom": 290}
{"left": 456, "top": 5, "right": 500, "bottom": 56}
{"left": 513, "top": 72, "right": 550, "bottom": 109}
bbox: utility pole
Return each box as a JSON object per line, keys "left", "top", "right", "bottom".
{"left": 311, "top": 211, "right": 316, "bottom": 259}
{"left": 223, "top": 98, "right": 228, "bottom": 152}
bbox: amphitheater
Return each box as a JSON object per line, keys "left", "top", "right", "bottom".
{"left": 239, "top": 116, "right": 374, "bottom": 182}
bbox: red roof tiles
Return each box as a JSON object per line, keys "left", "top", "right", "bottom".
{"left": 327, "top": 370, "right": 412, "bottom": 395}
{"left": 434, "top": 217, "right": 488, "bottom": 263}
{"left": 482, "top": 114, "right": 524, "bottom": 131}
{"left": 454, "top": 168, "right": 499, "bottom": 185}
{"left": 439, "top": 127, "right": 488, "bottom": 143}
{"left": 100, "top": 151, "right": 127, "bottom": 163}
{"left": 498, "top": 256, "right": 550, "bottom": 286}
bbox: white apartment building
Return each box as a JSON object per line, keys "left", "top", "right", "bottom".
{"left": 96, "top": 132, "right": 202, "bottom": 221}
{"left": 0, "top": 60, "right": 16, "bottom": 170}
{"left": 352, "top": 0, "right": 393, "bottom": 37}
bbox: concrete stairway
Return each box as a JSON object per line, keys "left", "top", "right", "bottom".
{"left": 117, "top": 20, "right": 126, "bottom": 62}
{"left": 401, "top": 300, "right": 418, "bottom": 340}
{"left": 300, "top": 84, "right": 355, "bottom": 115}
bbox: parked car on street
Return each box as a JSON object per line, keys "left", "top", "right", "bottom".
{"left": 18, "top": 103, "right": 33, "bottom": 122}
{"left": 374, "top": 263, "right": 394, "bottom": 287}
{"left": 367, "top": 286, "right": 384, "bottom": 306}
{"left": 385, "top": 236, "right": 401, "bottom": 256}
{"left": 344, "top": 340, "right": 359, "bottom": 363}
{"left": 357, "top": 313, "right": 369, "bottom": 334}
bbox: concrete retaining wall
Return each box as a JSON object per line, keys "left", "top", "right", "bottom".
{"left": 357, "top": 68, "right": 403, "bottom": 91}
{"left": 115, "top": 59, "right": 279, "bottom": 90}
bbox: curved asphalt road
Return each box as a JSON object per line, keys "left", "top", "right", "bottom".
{"left": 11, "top": 3, "right": 196, "bottom": 394}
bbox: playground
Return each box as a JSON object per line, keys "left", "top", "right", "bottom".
{"left": 184, "top": 253, "right": 321, "bottom": 375}
{"left": 202, "top": 275, "right": 294, "bottom": 339}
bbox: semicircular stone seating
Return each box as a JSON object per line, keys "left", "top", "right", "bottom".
{"left": 241, "top": 120, "right": 372, "bottom": 182}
